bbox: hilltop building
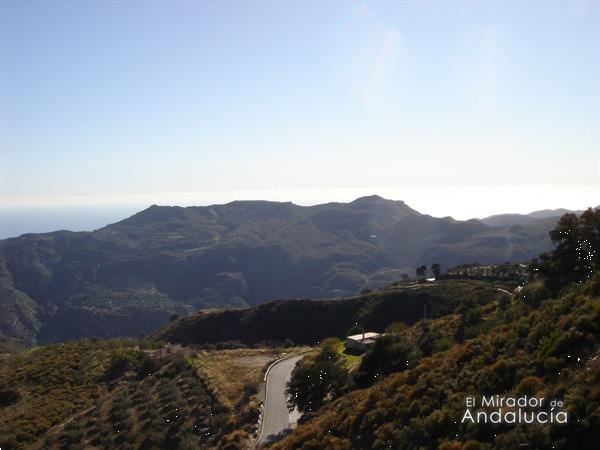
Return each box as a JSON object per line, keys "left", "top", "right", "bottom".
{"left": 346, "top": 332, "right": 382, "bottom": 352}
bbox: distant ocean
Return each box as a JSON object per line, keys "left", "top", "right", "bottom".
{"left": 0, "top": 206, "right": 144, "bottom": 239}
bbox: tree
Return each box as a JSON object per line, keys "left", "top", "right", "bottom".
{"left": 416, "top": 265, "right": 427, "bottom": 279}
{"left": 353, "top": 334, "right": 422, "bottom": 387}
{"left": 455, "top": 297, "right": 481, "bottom": 326}
{"left": 417, "top": 321, "right": 436, "bottom": 356}
{"left": 454, "top": 319, "right": 465, "bottom": 343}
{"left": 104, "top": 353, "right": 133, "bottom": 381}
{"left": 537, "top": 208, "right": 600, "bottom": 292}
{"left": 430, "top": 263, "right": 441, "bottom": 278}
{"left": 453, "top": 297, "right": 482, "bottom": 342}
{"left": 286, "top": 339, "right": 349, "bottom": 413}
{"left": 385, "top": 321, "right": 408, "bottom": 335}
{"left": 135, "top": 355, "right": 158, "bottom": 379}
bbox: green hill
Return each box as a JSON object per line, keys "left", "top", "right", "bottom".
{"left": 269, "top": 277, "right": 600, "bottom": 450}
{"left": 154, "top": 280, "right": 509, "bottom": 346}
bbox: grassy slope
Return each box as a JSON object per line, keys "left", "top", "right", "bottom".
{"left": 270, "top": 281, "right": 600, "bottom": 450}
{"left": 191, "top": 349, "right": 277, "bottom": 408}
{"left": 337, "top": 341, "right": 362, "bottom": 370}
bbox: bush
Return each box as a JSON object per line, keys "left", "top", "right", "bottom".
{"left": 136, "top": 356, "right": 158, "bottom": 379}
{"left": 353, "top": 334, "right": 422, "bottom": 387}
{"left": 0, "top": 388, "right": 20, "bottom": 406}
{"left": 520, "top": 282, "right": 550, "bottom": 308}
{"left": 105, "top": 353, "right": 134, "bottom": 380}
{"left": 516, "top": 375, "right": 544, "bottom": 395}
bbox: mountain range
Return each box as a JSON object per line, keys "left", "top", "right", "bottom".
{"left": 0, "top": 195, "right": 582, "bottom": 348}
{"left": 479, "top": 207, "right": 584, "bottom": 227}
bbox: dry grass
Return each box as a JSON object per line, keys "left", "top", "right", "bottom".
{"left": 190, "top": 347, "right": 309, "bottom": 407}
{"left": 190, "top": 349, "right": 277, "bottom": 407}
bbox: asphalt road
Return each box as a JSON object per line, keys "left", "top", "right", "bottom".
{"left": 257, "top": 354, "right": 304, "bottom": 445}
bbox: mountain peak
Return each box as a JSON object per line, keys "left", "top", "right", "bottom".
{"left": 351, "top": 195, "right": 388, "bottom": 203}
{"left": 117, "top": 204, "right": 191, "bottom": 226}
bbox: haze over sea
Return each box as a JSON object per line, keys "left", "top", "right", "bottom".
{"left": 1, "top": 185, "right": 597, "bottom": 239}
{"left": 0, "top": 206, "right": 142, "bottom": 239}
{"left": 2, "top": 2, "right": 598, "bottom": 235}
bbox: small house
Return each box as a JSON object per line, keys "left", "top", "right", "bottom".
{"left": 346, "top": 332, "right": 382, "bottom": 352}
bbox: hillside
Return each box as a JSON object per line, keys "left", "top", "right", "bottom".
{"left": 0, "top": 339, "right": 282, "bottom": 450}
{"left": 41, "top": 356, "right": 232, "bottom": 450}
{"left": 0, "top": 339, "right": 160, "bottom": 449}
{"left": 480, "top": 207, "right": 584, "bottom": 227}
{"left": 155, "top": 280, "right": 508, "bottom": 346}
{"left": 269, "top": 277, "right": 600, "bottom": 450}
{"left": 0, "top": 196, "right": 561, "bottom": 347}
{"left": 0, "top": 278, "right": 537, "bottom": 450}
{"left": 2, "top": 270, "right": 597, "bottom": 450}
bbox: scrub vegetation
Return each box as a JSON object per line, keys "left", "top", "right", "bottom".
{"left": 266, "top": 209, "right": 600, "bottom": 450}
{"left": 1, "top": 196, "right": 565, "bottom": 348}
{"left": 270, "top": 277, "right": 600, "bottom": 449}
{"left": 1, "top": 209, "right": 597, "bottom": 450}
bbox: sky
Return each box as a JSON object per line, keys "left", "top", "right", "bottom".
{"left": 1, "top": 0, "right": 599, "bottom": 229}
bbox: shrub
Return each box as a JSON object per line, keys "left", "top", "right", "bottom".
{"left": 0, "top": 388, "right": 20, "bottom": 407}
{"left": 354, "top": 334, "right": 422, "bottom": 387}
{"left": 516, "top": 375, "right": 544, "bottom": 395}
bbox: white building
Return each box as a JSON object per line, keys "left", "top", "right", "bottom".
{"left": 346, "top": 332, "right": 382, "bottom": 352}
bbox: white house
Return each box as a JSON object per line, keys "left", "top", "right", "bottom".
{"left": 346, "top": 332, "right": 382, "bottom": 352}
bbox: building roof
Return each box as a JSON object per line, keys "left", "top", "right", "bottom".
{"left": 347, "top": 332, "right": 381, "bottom": 342}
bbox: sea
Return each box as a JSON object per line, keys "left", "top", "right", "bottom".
{"left": 0, "top": 206, "right": 144, "bottom": 239}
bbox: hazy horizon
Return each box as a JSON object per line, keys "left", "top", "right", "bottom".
{"left": 1, "top": 1, "right": 598, "bottom": 219}
{"left": 1, "top": 185, "right": 597, "bottom": 239}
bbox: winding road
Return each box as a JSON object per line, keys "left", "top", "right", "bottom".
{"left": 257, "top": 354, "right": 304, "bottom": 445}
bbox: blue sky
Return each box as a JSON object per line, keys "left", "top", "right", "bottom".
{"left": 1, "top": 0, "right": 598, "bottom": 219}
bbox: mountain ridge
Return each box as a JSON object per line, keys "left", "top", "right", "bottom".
{"left": 0, "top": 196, "right": 577, "bottom": 348}
{"left": 479, "top": 207, "right": 586, "bottom": 227}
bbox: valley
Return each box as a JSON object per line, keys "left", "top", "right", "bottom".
{"left": 1, "top": 205, "right": 598, "bottom": 449}
{"left": 3, "top": 272, "right": 597, "bottom": 449}
{"left": 0, "top": 196, "right": 568, "bottom": 349}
